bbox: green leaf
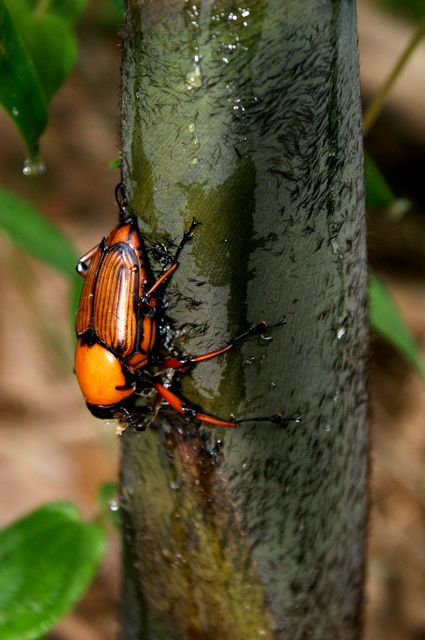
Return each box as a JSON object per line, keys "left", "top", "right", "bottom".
{"left": 0, "top": 186, "right": 78, "bottom": 277}
{"left": 0, "top": 0, "right": 86, "bottom": 156}
{"left": 364, "top": 151, "right": 394, "bottom": 210}
{"left": 376, "top": 0, "right": 425, "bottom": 21}
{"left": 0, "top": 3, "right": 48, "bottom": 155}
{"left": 369, "top": 272, "right": 425, "bottom": 379}
{"left": 6, "top": 0, "right": 86, "bottom": 101}
{"left": 0, "top": 186, "right": 81, "bottom": 334}
{"left": 0, "top": 501, "right": 106, "bottom": 640}
{"left": 23, "top": 0, "right": 87, "bottom": 25}
{"left": 365, "top": 152, "right": 410, "bottom": 217}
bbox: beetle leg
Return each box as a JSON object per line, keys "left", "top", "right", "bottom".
{"left": 153, "top": 381, "right": 299, "bottom": 429}
{"left": 142, "top": 220, "right": 199, "bottom": 300}
{"left": 117, "top": 405, "right": 150, "bottom": 432}
{"left": 143, "top": 262, "right": 178, "bottom": 298}
{"left": 153, "top": 381, "right": 237, "bottom": 427}
{"left": 76, "top": 244, "right": 102, "bottom": 276}
{"left": 172, "top": 218, "right": 199, "bottom": 262}
{"left": 162, "top": 319, "right": 285, "bottom": 369}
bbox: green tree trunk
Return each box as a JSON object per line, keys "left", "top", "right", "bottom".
{"left": 119, "top": 1, "right": 368, "bottom": 639}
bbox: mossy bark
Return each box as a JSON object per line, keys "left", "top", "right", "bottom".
{"left": 119, "top": 2, "right": 368, "bottom": 639}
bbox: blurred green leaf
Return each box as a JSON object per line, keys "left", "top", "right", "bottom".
{"left": 364, "top": 152, "right": 394, "bottom": 210}
{"left": 0, "top": 186, "right": 78, "bottom": 276}
{"left": 365, "top": 152, "right": 410, "bottom": 217}
{"left": 370, "top": 272, "right": 425, "bottom": 379}
{"left": 0, "top": 186, "right": 81, "bottom": 334}
{"left": 0, "top": 3, "right": 48, "bottom": 155}
{"left": 0, "top": 0, "right": 86, "bottom": 157}
{"left": 22, "top": 0, "right": 87, "bottom": 25}
{"left": 0, "top": 501, "right": 106, "bottom": 640}
{"left": 375, "top": 0, "right": 425, "bottom": 20}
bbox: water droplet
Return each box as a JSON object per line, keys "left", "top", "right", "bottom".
{"left": 336, "top": 325, "right": 346, "bottom": 340}
{"left": 12, "top": 106, "right": 19, "bottom": 116}
{"left": 109, "top": 499, "right": 119, "bottom": 512}
{"left": 185, "top": 63, "right": 202, "bottom": 90}
{"left": 188, "top": 122, "right": 196, "bottom": 133}
{"left": 170, "top": 481, "right": 180, "bottom": 491}
{"left": 331, "top": 239, "right": 341, "bottom": 255}
{"left": 270, "top": 381, "right": 277, "bottom": 389}
{"left": 260, "top": 334, "right": 273, "bottom": 342}
{"left": 191, "top": 157, "right": 198, "bottom": 165}
{"left": 324, "top": 424, "right": 331, "bottom": 432}
{"left": 193, "top": 137, "right": 200, "bottom": 147}
{"left": 22, "top": 157, "right": 46, "bottom": 176}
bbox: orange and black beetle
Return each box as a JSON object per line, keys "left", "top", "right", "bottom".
{"left": 74, "top": 185, "right": 295, "bottom": 429}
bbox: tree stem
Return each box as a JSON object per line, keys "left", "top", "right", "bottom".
{"left": 119, "top": 2, "right": 368, "bottom": 638}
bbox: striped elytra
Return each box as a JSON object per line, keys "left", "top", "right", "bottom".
{"left": 75, "top": 242, "right": 103, "bottom": 336}
{"left": 93, "top": 243, "right": 139, "bottom": 357}
{"left": 75, "top": 221, "right": 154, "bottom": 362}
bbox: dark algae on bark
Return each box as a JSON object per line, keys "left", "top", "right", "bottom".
{"left": 119, "top": 1, "right": 368, "bottom": 639}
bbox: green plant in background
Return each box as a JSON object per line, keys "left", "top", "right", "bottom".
{"left": 0, "top": 3, "right": 112, "bottom": 639}
{"left": 363, "top": 9, "right": 425, "bottom": 379}
{"left": 0, "top": 0, "right": 86, "bottom": 170}
{"left": 375, "top": 0, "right": 425, "bottom": 20}
{"left": 0, "top": 186, "right": 81, "bottom": 316}
{"left": 0, "top": 0, "right": 424, "bottom": 638}
{"left": 0, "top": 502, "right": 106, "bottom": 640}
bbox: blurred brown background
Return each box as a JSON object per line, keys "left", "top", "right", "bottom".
{"left": 0, "top": 1, "right": 424, "bottom": 638}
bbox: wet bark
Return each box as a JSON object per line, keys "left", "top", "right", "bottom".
{"left": 119, "top": 1, "right": 368, "bottom": 639}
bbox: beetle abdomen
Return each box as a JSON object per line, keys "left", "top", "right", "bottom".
{"left": 93, "top": 243, "right": 139, "bottom": 357}
{"left": 75, "top": 339, "right": 134, "bottom": 406}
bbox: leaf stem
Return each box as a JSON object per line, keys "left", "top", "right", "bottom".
{"left": 363, "top": 16, "right": 425, "bottom": 135}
